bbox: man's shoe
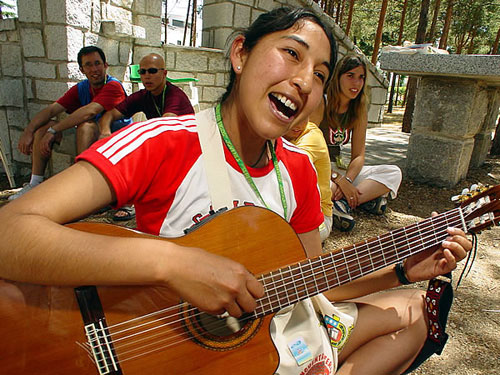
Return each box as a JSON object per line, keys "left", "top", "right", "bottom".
{"left": 332, "top": 198, "right": 355, "bottom": 232}
{"left": 8, "top": 184, "right": 34, "bottom": 201}
{"left": 359, "top": 196, "right": 387, "bottom": 215}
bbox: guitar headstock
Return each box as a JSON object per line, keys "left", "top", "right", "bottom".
{"left": 459, "top": 184, "right": 500, "bottom": 234}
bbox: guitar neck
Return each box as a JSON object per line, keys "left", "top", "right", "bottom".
{"left": 253, "top": 206, "right": 465, "bottom": 318}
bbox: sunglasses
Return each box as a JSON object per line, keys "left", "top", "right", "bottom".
{"left": 138, "top": 68, "right": 165, "bottom": 75}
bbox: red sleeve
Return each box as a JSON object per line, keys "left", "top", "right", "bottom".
{"left": 56, "top": 85, "right": 80, "bottom": 114}
{"left": 93, "top": 80, "right": 127, "bottom": 111}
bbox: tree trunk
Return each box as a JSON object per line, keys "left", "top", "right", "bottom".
{"left": 491, "top": 116, "right": 500, "bottom": 156}
{"left": 345, "top": 0, "right": 355, "bottom": 36}
{"left": 339, "top": 0, "right": 346, "bottom": 27}
{"left": 371, "top": 0, "right": 389, "bottom": 65}
{"left": 491, "top": 27, "right": 500, "bottom": 54}
{"left": 190, "top": 0, "right": 197, "bottom": 46}
{"left": 401, "top": 0, "right": 430, "bottom": 133}
{"left": 397, "top": 0, "right": 408, "bottom": 45}
{"left": 467, "top": 27, "right": 477, "bottom": 54}
{"left": 427, "top": 0, "right": 441, "bottom": 42}
{"left": 335, "top": 0, "right": 341, "bottom": 23}
{"left": 388, "top": 73, "right": 396, "bottom": 113}
{"left": 182, "top": 0, "right": 191, "bottom": 45}
{"left": 439, "top": 0, "right": 454, "bottom": 50}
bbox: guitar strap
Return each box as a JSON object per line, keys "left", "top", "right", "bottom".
{"left": 196, "top": 108, "right": 234, "bottom": 211}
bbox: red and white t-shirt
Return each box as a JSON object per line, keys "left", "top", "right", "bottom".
{"left": 77, "top": 112, "right": 323, "bottom": 238}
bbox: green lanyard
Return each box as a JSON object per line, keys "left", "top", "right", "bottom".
{"left": 215, "top": 104, "right": 288, "bottom": 219}
{"left": 153, "top": 85, "right": 167, "bottom": 117}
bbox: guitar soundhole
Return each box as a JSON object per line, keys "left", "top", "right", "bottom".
{"left": 181, "top": 306, "right": 262, "bottom": 351}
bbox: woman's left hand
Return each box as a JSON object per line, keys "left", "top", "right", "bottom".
{"left": 404, "top": 226, "right": 472, "bottom": 282}
{"left": 337, "top": 178, "right": 361, "bottom": 208}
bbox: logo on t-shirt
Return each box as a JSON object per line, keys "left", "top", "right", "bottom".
{"left": 299, "top": 353, "right": 333, "bottom": 375}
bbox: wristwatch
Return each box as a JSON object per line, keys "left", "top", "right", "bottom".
{"left": 47, "top": 126, "right": 57, "bottom": 135}
{"left": 331, "top": 172, "right": 340, "bottom": 181}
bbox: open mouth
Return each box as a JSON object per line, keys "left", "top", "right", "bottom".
{"left": 269, "top": 93, "right": 298, "bottom": 119}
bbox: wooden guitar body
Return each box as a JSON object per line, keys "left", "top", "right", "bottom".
{"left": 0, "top": 206, "right": 306, "bottom": 375}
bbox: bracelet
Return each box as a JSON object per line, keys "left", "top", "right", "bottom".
{"left": 395, "top": 262, "right": 413, "bottom": 285}
{"left": 345, "top": 176, "right": 353, "bottom": 184}
{"left": 47, "top": 126, "right": 57, "bottom": 135}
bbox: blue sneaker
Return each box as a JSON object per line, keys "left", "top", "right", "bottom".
{"left": 332, "top": 198, "right": 355, "bottom": 232}
{"left": 359, "top": 196, "right": 387, "bottom": 215}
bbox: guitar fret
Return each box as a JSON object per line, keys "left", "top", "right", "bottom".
{"left": 319, "top": 256, "right": 331, "bottom": 291}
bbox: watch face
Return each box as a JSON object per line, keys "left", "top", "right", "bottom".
{"left": 332, "top": 172, "right": 338, "bottom": 179}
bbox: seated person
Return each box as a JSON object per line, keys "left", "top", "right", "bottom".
{"left": 320, "top": 54, "right": 402, "bottom": 232}
{"left": 99, "top": 53, "right": 194, "bottom": 221}
{"left": 283, "top": 117, "right": 332, "bottom": 242}
{"left": 10, "top": 46, "right": 130, "bottom": 200}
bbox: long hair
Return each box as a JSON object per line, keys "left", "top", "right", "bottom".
{"left": 325, "top": 54, "right": 368, "bottom": 131}
{"left": 220, "top": 7, "right": 337, "bottom": 103}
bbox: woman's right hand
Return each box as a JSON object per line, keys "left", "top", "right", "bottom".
{"left": 164, "top": 245, "right": 265, "bottom": 318}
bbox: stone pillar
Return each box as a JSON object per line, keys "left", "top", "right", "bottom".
{"left": 406, "top": 77, "right": 487, "bottom": 187}
{"left": 470, "top": 88, "right": 500, "bottom": 168}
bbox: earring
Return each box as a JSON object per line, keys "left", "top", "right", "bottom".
{"left": 236, "top": 66, "right": 241, "bottom": 71}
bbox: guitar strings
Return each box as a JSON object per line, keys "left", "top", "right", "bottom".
{"left": 83, "top": 209, "right": 466, "bottom": 366}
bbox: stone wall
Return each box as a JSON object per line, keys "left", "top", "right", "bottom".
{"left": 1, "top": 0, "right": 387, "bottom": 183}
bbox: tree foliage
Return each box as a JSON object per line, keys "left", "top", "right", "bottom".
{"left": 0, "top": 1, "right": 16, "bottom": 19}
{"left": 314, "top": 0, "right": 499, "bottom": 58}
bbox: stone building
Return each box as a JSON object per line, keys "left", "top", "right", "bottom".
{"left": 0, "top": 0, "right": 388, "bottom": 184}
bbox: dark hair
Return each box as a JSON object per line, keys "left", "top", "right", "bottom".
{"left": 325, "top": 54, "right": 367, "bottom": 130}
{"left": 77, "top": 46, "right": 106, "bottom": 67}
{"left": 221, "top": 7, "right": 337, "bottom": 103}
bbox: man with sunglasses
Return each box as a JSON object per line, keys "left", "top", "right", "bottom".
{"left": 10, "top": 46, "right": 130, "bottom": 201}
{"left": 98, "top": 53, "right": 194, "bottom": 221}
{"left": 98, "top": 53, "right": 194, "bottom": 139}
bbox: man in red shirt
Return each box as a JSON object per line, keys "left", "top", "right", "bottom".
{"left": 10, "top": 46, "right": 129, "bottom": 200}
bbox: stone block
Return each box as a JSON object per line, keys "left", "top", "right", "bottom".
{"left": 107, "top": 66, "right": 127, "bottom": 82}
{"left": 202, "top": 86, "right": 226, "bottom": 103}
{"left": 24, "top": 61, "right": 57, "bottom": 79}
{"left": 111, "top": 0, "right": 134, "bottom": 9}
{"left": 96, "top": 37, "right": 120, "bottom": 65}
{"left": 84, "top": 32, "right": 99, "bottom": 47}
{"left": 250, "top": 9, "right": 265, "bottom": 24}
{"left": 233, "top": 0, "right": 254, "bottom": 5}
{"left": 367, "top": 104, "right": 383, "bottom": 125}
{"left": 196, "top": 73, "right": 215, "bottom": 86}
{"left": 119, "top": 42, "right": 133, "bottom": 65}
{"left": 234, "top": 4, "right": 251, "bottom": 28}
{"left": 25, "top": 78, "right": 33, "bottom": 99}
{"left": 208, "top": 54, "right": 227, "bottom": 72}
{"left": 257, "top": 0, "right": 274, "bottom": 11}
{"left": 1, "top": 45, "right": 22, "bottom": 77}
{"left": 470, "top": 131, "right": 493, "bottom": 168}
{"left": 35, "top": 81, "right": 73, "bottom": 102}
{"left": 406, "top": 133, "right": 474, "bottom": 187}
{"left": 165, "top": 50, "right": 176, "bottom": 70}
{"left": 133, "top": 0, "right": 161, "bottom": 15}
{"left": 133, "top": 25, "right": 146, "bottom": 40}
{"left": 7, "top": 108, "right": 29, "bottom": 130}
{"left": 0, "top": 109, "right": 10, "bottom": 159}
{"left": 46, "top": 25, "right": 84, "bottom": 61}
{"left": 46, "top": 0, "right": 91, "bottom": 29}
{"left": 412, "top": 78, "right": 481, "bottom": 138}
{"left": 59, "top": 62, "right": 86, "bottom": 81}
{"left": 202, "top": 30, "right": 212, "bottom": 49}
{"left": 101, "top": 20, "right": 132, "bottom": 37}
{"left": 103, "top": 4, "right": 132, "bottom": 24}
{"left": 91, "top": 0, "right": 102, "bottom": 33}
{"left": 175, "top": 52, "right": 208, "bottom": 72}
{"left": 0, "top": 19, "right": 16, "bottom": 31}
{"left": 0, "top": 79, "right": 24, "bottom": 107}
{"left": 213, "top": 28, "right": 234, "bottom": 50}
{"left": 53, "top": 125, "right": 76, "bottom": 156}
{"left": 135, "top": 15, "right": 162, "bottom": 46}
{"left": 370, "top": 87, "right": 387, "bottom": 106}
{"left": 215, "top": 72, "right": 226, "bottom": 87}
{"left": 203, "top": 3, "right": 234, "bottom": 29}
{"left": 17, "top": 0, "right": 42, "bottom": 23}
{"left": 20, "top": 28, "right": 45, "bottom": 57}
{"left": 481, "top": 88, "right": 500, "bottom": 132}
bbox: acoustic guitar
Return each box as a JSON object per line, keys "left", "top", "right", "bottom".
{"left": 1, "top": 185, "right": 498, "bottom": 375}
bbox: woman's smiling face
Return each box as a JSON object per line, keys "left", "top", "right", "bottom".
{"left": 233, "top": 19, "right": 331, "bottom": 141}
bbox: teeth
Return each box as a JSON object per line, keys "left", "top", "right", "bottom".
{"left": 272, "top": 93, "right": 297, "bottom": 111}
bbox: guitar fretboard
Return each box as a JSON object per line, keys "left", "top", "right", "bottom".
{"left": 253, "top": 207, "right": 464, "bottom": 318}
